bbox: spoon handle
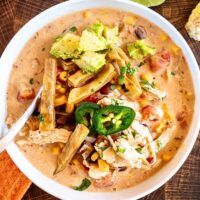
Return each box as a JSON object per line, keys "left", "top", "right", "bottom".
{"left": 0, "top": 87, "right": 42, "bottom": 153}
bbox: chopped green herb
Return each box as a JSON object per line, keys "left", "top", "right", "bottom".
{"left": 69, "top": 26, "right": 77, "bottom": 32}
{"left": 131, "top": 131, "right": 138, "bottom": 138}
{"left": 111, "top": 98, "right": 118, "bottom": 105}
{"left": 120, "top": 63, "right": 138, "bottom": 76}
{"left": 171, "top": 71, "right": 176, "bottom": 76}
{"left": 157, "top": 140, "right": 163, "bottom": 151}
{"left": 135, "top": 147, "right": 142, "bottom": 154}
{"left": 140, "top": 79, "right": 155, "bottom": 88}
{"left": 120, "top": 66, "right": 127, "bottom": 75}
{"left": 117, "top": 146, "right": 126, "bottom": 153}
{"left": 110, "top": 84, "right": 116, "bottom": 90}
{"left": 127, "top": 62, "right": 131, "bottom": 68}
{"left": 99, "top": 152, "right": 103, "bottom": 158}
{"left": 121, "top": 134, "right": 128, "bottom": 139}
{"left": 127, "top": 66, "right": 138, "bottom": 75}
{"left": 91, "top": 88, "right": 94, "bottom": 92}
{"left": 118, "top": 75, "right": 125, "bottom": 85}
{"left": 37, "top": 114, "right": 44, "bottom": 122}
{"left": 137, "top": 61, "right": 145, "bottom": 68}
{"left": 73, "top": 178, "right": 91, "bottom": 191}
{"left": 29, "top": 78, "right": 34, "bottom": 85}
{"left": 99, "top": 146, "right": 107, "bottom": 151}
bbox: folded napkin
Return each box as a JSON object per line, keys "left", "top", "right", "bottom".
{"left": 0, "top": 151, "right": 31, "bottom": 200}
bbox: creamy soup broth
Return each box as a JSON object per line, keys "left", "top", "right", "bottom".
{"left": 6, "top": 9, "right": 194, "bottom": 192}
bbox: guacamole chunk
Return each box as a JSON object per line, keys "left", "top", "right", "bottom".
{"left": 79, "top": 30, "right": 108, "bottom": 52}
{"left": 127, "top": 40, "right": 156, "bottom": 60}
{"left": 88, "top": 21, "right": 105, "bottom": 37}
{"left": 73, "top": 52, "right": 106, "bottom": 73}
{"left": 103, "top": 26, "right": 120, "bottom": 45}
{"left": 50, "top": 33, "right": 80, "bottom": 59}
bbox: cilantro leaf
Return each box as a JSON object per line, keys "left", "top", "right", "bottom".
{"left": 73, "top": 178, "right": 91, "bottom": 191}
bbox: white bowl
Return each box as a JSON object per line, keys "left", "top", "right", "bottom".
{"left": 0, "top": 0, "right": 200, "bottom": 199}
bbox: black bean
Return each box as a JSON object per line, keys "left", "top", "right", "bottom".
{"left": 118, "top": 166, "right": 127, "bottom": 172}
{"left": 135, "top": 26, "right": 147, "bottom": 39}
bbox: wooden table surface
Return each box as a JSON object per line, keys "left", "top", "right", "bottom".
{"left": 0, "top": 0, "right": 199, "bottom": 199}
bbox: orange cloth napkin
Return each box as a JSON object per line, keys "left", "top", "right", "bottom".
{"left": 0, "top": 151, "right": 31, "bottom": 200}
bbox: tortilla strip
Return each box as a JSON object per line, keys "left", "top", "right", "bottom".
{"left": 54, "top": 124, "right": 89, "bottom": 174}
{"left": 39, "top": 58, "right": 57, "bottom": 131}
{"left": 68, "top": 64, "right": 117, "bottom": 104}
{"left": 68, "top": 70, "right": 95, "bottom": 87}
{"left": 29, "top": 128, "right": 71, "bottom": 145}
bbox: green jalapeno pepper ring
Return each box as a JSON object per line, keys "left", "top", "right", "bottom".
{"left": 92, "top": 105, "right": 135, "bottom": 135}
{"left": 75, "top": 102, "right": 100, "bottom": 134}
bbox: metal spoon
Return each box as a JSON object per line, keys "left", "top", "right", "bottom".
{"left": 0, "top": 87, "right": 43, "bottom": 153}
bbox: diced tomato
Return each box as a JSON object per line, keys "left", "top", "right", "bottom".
{"left": 17, "top": 88, "right": 35, "bottom": 102}
{"left": 161, "top": 50, "right": 171, "bottom": 62}
{"left": 100, "top": 83, "right": 111, "bottom": 95}
{"left": 150, "top": 50, "right": 171, "bottom": 72}
{"left": 84, "top": 93, "right": 99, "bottom": 103}
{"left": 57, "top": 65, "right": 64, "bottom": 74}
{"left": 147, "top": 157, "right": 154, "bottom": 164}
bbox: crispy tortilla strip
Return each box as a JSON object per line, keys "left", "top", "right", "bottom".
{"left": 126, "top": 74, "right": 142, "bottom": 99}
{"left": 117, "top": 75, "right": 142, "bottom": 101}
{"left": 29, "top": 129, "right": 71, "bottom": 145}
{"left": 39, "top": 58, "right": 57, "bottom": 131}
{"left": 19, "top": 116, "right": 39, "bottom": 136}
{"left": 54, "top": 124, "right": 89, "bottom": 174}
{"left": 68, "top": 64, "right": 117, "bottom": 104}
{"left": 68, "top": 70, "right": 95, "bottom": 87}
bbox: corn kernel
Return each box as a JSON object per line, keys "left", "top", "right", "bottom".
{"left": 98, "top": 159, "right": 110, "bottom": 172}
{"left": 139, "top": 99, "right": 149, "bottom": 108}
{"left": 54, "top": 95, "right": 67, "bottom": 106}
{"left": 56, "top": 84, "right": 62, "bottom": 91}
{"left": 59, "top": 71, "right": 68, "bottom": 82}
{"left": 162, "top": 153, "right": 172, "bottom": 161}
{"left": 83, "top": 11, "right": 91, "bottom": 19}
{"left": 124, "top": 16, "right": 135, "bottom": 25}
{"left": 91, "top": 152, "right": 99, "bottom": 161}
{"left": 59, "top": 87, "right": 66, "bottom": 94}
{"left": 51, "top": 146, "right": 61, "bottom": 155}
{"left": 66, "top": 102, "right": 74, "bottom": 113}
{"left": 160, "top": 33, "right": 168, "bottom": 42}
{"left": 171, "top": 45, "right": 180, "bottom": 55}
{"left": 141, "top": 73, "right": 152, "bottom": 82}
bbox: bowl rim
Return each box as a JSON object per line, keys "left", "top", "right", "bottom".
{"left": 0, "top": 0, "right": 200, "bottom": 199}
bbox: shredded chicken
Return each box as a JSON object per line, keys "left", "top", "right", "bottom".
{"left": 29, "top": 128, "right": 71, "bottom": 145}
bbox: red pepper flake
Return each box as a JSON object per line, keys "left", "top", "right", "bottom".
{"left": 147, "top": 157, "right": 154, "bottom": 164}
{"left": 84, "top": 93, "right": 99, "bottom": 103}
{"left": 100, "top": 83, "right": 111, "bottom": 95}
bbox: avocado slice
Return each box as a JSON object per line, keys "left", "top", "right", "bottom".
{"left": 50, "top": 33, "right": 80, "bottom": 59}
{"left": 79, "top": 30, "right": 108, "bottom": 52}
{"left": 127, "top": 40, "right": 156, "bottom": 60}
{"left": 103, "top": 26, "right": 120, "bottom": 45}
{"left": 73, "top": 52, "right": 106, "bottom": 73}
{"left": 88, "top": 21, "right": 105, "bottom": 37}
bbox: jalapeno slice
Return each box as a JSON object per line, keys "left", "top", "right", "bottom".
{"left": 75, "top": 102, "right": 100, "bottom": 134}
{"left": 93, "top": 105, "right": 135, "bottom": 135}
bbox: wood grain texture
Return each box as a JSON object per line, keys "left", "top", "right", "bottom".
{"left": 0, "top": 0, "right": 199, "bottom": 200}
